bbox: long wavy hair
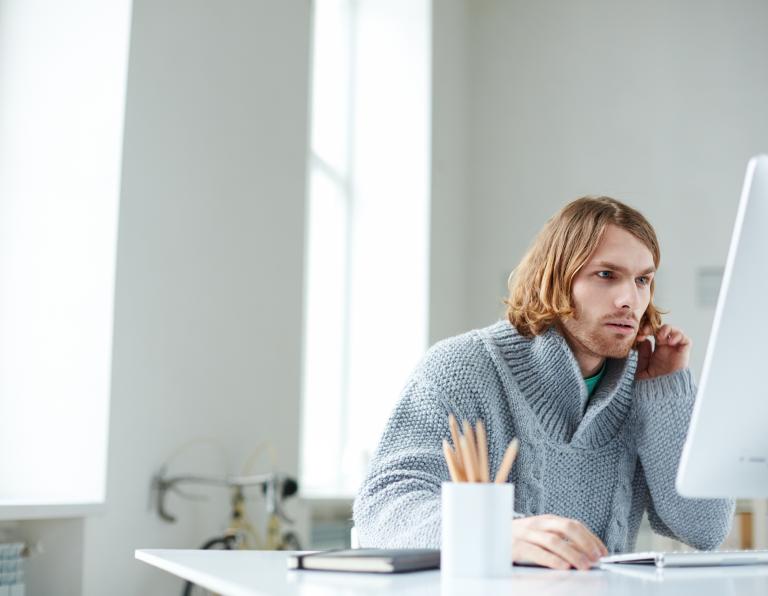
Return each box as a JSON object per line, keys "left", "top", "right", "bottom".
{"left": 505, "top": 196, "right": 664, "bottom": 338}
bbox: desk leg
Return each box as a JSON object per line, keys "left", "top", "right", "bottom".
{"left": 753, "top": 499, "right": 768, "bottom": 550}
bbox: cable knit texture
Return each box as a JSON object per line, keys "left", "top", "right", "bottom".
{"left": 353, "top": 320, "right": 734, "bottom": 554}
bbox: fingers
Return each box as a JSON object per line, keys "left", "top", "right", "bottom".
{"left": 512, "top": 540, "right": 572, "bottom": 571}
{"left": 511, "top": 515, "right": 608, "bottom": 571}
{"left": 636, "top": 323, "right": 653, "bottom": 343}
{"left": 641, "top": 323, "right": 692, "bottom": 353}
{"left": 655, "top": 324, "right": 673, "bottom": 345}
{"left": 534, "top": 515, "right": 608, "bottom": 560}
{"left": 635, "top": 337, "right": 652, "bottom": 368}
{"left": 654, "top": 324, "right": 691, "bottom": 350}
{"left": 635, "top": 337, "right": 653, "bottom": 379}
{"left": 521, "top": 529, "right": 595, "bottom": 570}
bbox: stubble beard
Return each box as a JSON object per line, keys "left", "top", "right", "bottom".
{"left": 565, "top": 319, "right": 637, "bottom": 360}
{"left": 584, "top": 326, "right": 635, "bottom": 359}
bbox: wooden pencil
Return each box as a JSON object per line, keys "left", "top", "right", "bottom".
{"left": 494, "top": 437, "right": 520, "bottom": 484}
{"left": 459, "top": 434, "right": 478, "bottom": 482}
{"left": 475, "top": 420, "right": 490, "bottom": 483}
{"left": 442, "top": 439, "right": 461, "bottom": 482}
{"left": 448, "top": 414, "right": 466, "bottom": 478}
{"left": 461, "top": 421, "right": 480, "bottom": 481}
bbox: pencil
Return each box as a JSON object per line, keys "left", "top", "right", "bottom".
{"left": 475, "top": 420, "right": 490, "bottom": 483}
{"left": 461, "top": 421, "right": 480, "bottom": 481}
{"left": 448, "top": 414, "right": 466, "bottom": 478}
{"left": 442, "top": 439, "right": 461, "bottom": 482}
{"left": 459, "top": 434, "right": 478, "bottom": 482}
{"left": 494, "top": 437, "right": 520, "bottom": 484}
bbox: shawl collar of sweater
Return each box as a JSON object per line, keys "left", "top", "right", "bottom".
{"left": 485, "top": 320, "right": 637, "bottom": 449}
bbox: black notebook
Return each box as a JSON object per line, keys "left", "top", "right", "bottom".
{"left": 287, "top": 549, "right": 441, "bottom": 573}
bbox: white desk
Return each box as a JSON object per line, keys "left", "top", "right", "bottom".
{"left": 136, "top": 549, "right": 768, "bottom": 596}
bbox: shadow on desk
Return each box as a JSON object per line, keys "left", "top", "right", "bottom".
{"left": 287, "top": 566, "right": 598, "bottom": 596}
{"left": 600, "top": 564, "right": 768, "bottom": 583}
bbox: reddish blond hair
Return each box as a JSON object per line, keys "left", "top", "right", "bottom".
{"left": 505, "top": 196, "right": 664, "bottom": 337}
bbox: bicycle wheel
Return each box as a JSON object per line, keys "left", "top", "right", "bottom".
{"left": 181, "top": 535, "right": 237, "bottom": 596}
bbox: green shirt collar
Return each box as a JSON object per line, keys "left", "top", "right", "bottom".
{"left": 584, "top": 361, "right": 607, "bottom": 397}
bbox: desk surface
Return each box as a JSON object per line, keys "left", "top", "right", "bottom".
{"left": 135, "top": 549, "right": 768, "bottom": 596}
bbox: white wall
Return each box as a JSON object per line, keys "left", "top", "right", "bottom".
{"left": 5, "top": 518, "right": 85, "bottom": 596}
{"left": 13, "top": 1, "right": 311, "bottom": 595}
{"left": 82, "top": 1, "right": 311, "bottom": 593}
{"left": 429, "top": 0, "right": 470, "bottom": 344}
{"left": 454, "top": 0, "right": 768, "bottom": 376}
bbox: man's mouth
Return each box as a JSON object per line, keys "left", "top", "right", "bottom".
{"left": 605, "top": 321, "right": 636, "bottom": 335}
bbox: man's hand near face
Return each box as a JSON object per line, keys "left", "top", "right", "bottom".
{"left": 635, "top": 323, "right": 691, "bottom": 380}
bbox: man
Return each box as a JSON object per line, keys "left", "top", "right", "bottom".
{"left": 353, "top": 197, "right": 734, "bottom": 571}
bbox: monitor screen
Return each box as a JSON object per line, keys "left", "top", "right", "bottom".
{"left": 677, "top": 155, "right": 768, "bottom": 498}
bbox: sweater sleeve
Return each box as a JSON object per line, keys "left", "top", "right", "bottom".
{"left": 633, "top": 368, "right": 735, "bottom": 550}
{"left": 352, "top": 372, "right": 451, "bottom": 548}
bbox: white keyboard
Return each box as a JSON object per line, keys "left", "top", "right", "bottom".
{"left": 601, "top": 549, "right": 768, "bottom": 568}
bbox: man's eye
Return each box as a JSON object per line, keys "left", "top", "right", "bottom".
{"left": 597, "top": 271, "right": 613, "bottom": 279}
{"left": 637, "top": 276, "right": 649, "bottom": 286}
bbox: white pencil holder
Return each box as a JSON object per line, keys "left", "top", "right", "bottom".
{"left": 440, "top": 481, "right": 514, "bottom": 578}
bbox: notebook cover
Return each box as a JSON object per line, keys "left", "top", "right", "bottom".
{"left": 287, "top": 549, "right": 440, "bottom": 573}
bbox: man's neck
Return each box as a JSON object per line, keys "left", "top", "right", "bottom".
{"left": 576, "top": 358, "right": 605, "bottom": 379}
{"left": 579, "top": 356, "right": 606, "bottom": 378}
{"left": 556, "top": 324, "right": 606, "bottom": 377}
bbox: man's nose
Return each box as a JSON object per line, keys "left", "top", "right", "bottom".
{"left": 614, "top": 281, "right": 640, "bottom": 310}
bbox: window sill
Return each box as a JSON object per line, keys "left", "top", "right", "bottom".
{"left": 0, "top": 500, "right": 105, "bottom": 521}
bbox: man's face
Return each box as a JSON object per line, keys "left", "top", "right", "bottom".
{"left": 560, "top": 224, "right": 655, "bottom": 360}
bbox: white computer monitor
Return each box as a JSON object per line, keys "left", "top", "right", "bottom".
{"left": 677, "top": 155, "right": 768, "bottom": 498}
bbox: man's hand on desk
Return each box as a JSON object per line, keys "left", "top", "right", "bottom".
{"left": 511, "top": 514, "right": 609, "bottom": 571}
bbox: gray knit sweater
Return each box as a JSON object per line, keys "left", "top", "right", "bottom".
{"left": 353, "top": 320, "right": 734, "bottom": 554}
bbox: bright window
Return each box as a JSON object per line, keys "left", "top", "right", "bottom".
{"left": 301, "top": 0, "right": 431, "bottom": 497}
{"left": 0, "top": 0, "right": 130, "bottom": 507}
